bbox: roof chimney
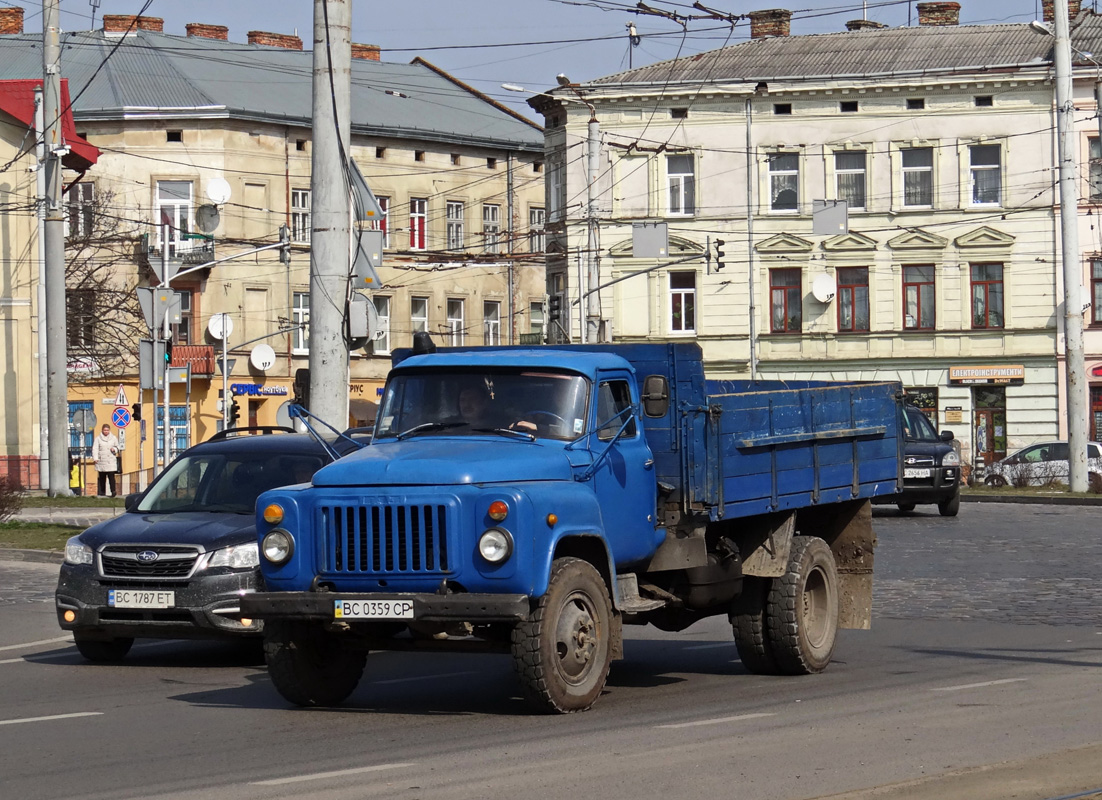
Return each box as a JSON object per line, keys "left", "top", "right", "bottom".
{"left": 247, "top": 30, "right": 304, "bottom": 50}
{"left": 749, "top": 9, "right": 792, "bottom": 39}
{"left": 351, "top": 43, "right": 382, "bottom": 61}
{"left": 0, "top": 7, "right": 24, "bottom": 35}
{"left": 103, "top": 14, "right": 164, "bottom": 33}
{"left": 916, "top": 2, "right": 961, "bottom": 26}
{"left": 845, "top": 18, "right": 887, "bottom": 31}
{"left": 186, "top": 23, "right": 229, "bottom": 41}
{"left": 1042, "top": 0, "right": 1082, "bottom": 22}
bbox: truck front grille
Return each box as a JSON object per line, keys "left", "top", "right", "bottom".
{"left": 320, "top": 503, "right": 451, "bottom": 574}
{"left": 99, "top": 546, "right": 199, "bottom": 579}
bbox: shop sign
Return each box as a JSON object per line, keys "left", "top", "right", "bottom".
{"left": 948, "top": 365, "right": 1025, "bottom": 385}
{"left": 230, "top": 383, "right": 288, "bottom": 397}
{"left": 1091, "top": 365, "right": 1102, "bottom": 377}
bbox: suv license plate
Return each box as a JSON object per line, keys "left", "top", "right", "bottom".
{"left": 108, "top": 589, "right": 174, "bottom": 609}
{"left": 904, "top": 467, "right": 932, "bottom": 478}
{"left": 334, "top": 599, "right": 414, "bottom": 619}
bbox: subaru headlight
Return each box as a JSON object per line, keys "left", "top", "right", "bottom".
{"left": 942, "top": 450, "right": 961, "bottom": 467}
{"left": 64, "top": 536, "right": 93, "bottom": 566}
{"left": 208, "top": 542, "right": 260, "bottom": 569}
{"left": 261, "top": 529, "right": 294, "bottom": 565}
{"left": 478, "top": 528, "right": 513, "bottom": 564}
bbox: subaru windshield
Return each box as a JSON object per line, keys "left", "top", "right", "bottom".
{"left": 374, "top": 369, "right": 590, "bottom": 442}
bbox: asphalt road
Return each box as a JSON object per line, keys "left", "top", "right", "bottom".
{"left": 1, "top": 503, "right": 1100, "bottom": 800}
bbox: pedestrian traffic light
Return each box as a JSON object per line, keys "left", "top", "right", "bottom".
{"left": 164, "top": 338, "right": 173, "bottom": 365}
{"left": 229, "top": 398, "right": 241, "bottom": 427}
{"left": 548, "top": 295, "right": 562, "bottom": 322}
{"left": 132, "top": 403, "right": 142, "bottom": 421}
{"left": 713, "top": 239, "right": 726, "bottom": 272}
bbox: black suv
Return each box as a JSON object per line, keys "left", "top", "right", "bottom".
{"left": 874, "top": 404, "right": 961, "bottom": 516}
{"left": 55, "top": 427, "right": 356, "bottom": 662}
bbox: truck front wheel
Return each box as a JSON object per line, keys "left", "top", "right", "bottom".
{"left": 264, "top": 621, "right": 366, "bottom": 707}
{"left": 766, "top": 536, "right": 839, "bottom": 675}
{"left": 511, "top": 557, "right": 613, "bottom": 713}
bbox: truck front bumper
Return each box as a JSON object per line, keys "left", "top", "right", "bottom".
{"left": 241, "top": 591, "right": 531, "bottom": 623}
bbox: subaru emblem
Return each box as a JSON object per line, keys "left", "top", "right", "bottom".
{"left": 136, "top": 550, "right": 159, "bottom": 563}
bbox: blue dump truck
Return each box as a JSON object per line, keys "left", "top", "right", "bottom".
{"left": 241, "top": 342, "right": 902, "bottom": 713}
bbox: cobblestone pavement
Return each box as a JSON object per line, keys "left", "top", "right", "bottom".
{"left": 0, "top": 561, "right": 59, "bottom": 605}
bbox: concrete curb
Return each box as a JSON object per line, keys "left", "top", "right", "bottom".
{"left": 961, "top": 493, "right": 1102, "bottom": 506}
{"left": 0, "top": 548, "right": 63, "bottom": 564}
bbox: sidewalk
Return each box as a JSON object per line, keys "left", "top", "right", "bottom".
{"left": 1, "top": 506, "right": 124, "bottom": 565}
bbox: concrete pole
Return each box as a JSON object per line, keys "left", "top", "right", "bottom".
{"left": 162, "top": 226, "right": 171, "bottom": 464}
{"left": 745, "top": 96, "right": 758, "bottom": 381}
{"left": 309, "top": 0, "right": 351, "bottom": 428}
{"left": 507, "top": 153, "right": 515, "bottom": 345}
{"left": 34, "top": 87, "right": 49, "bottom": 488}
{"left": 43, "top": 0, "right": 70, "bottom": 496}
{"left": 1054, "top": 0, "right": 1089, "bottom": 492}
{"left": 585, "top": 117, "right": 601, "bottom": 344}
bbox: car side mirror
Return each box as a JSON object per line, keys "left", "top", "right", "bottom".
{"left": 940, "top": 430, "right": 954, "bottom": 442}
{"left": 123, "top": 492, "right": 141, "bottom": 511}
{"left": 642, "top": 375, "right": 669, "bottom": 417}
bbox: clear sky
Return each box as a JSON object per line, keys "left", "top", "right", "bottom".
{"left": 8, "top": 0, "right": 1055, "bottom": 115}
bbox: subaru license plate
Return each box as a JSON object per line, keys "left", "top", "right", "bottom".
{"left": 108, "top": 589, "right": 174, "bottom": 609}
{"left": 334, "top": 599, "right": 414, "bottom": 619}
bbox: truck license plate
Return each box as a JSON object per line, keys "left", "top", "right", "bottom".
{"left": 334, "top": 599, "right": 414, "bottom": 620}
{"left": 903, "top": 467, "right": 931, "bottom": 479}
{"left": 108, "top": 589, "right": 174, "bottom": 609}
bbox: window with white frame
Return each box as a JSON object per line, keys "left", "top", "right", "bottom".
{"left": 446, "top": 201, "right": 464, "bottom": 251}
{"left": 769, "top": 152, "right": 799, "bottom": 212}
{"left": 529, "top": 300, "right": 545, "bottom": 339}
{"left": 969, "top": 144, "right": 1001, "bottom": 205}
{"left": 409, "top": 198, "right": 427, "bottom": 250}
{"left": 482, "top": 204, "right": 501, "bottom": 253}
{"left": 292, "top": 291, "right": 310, "bottom": 353}
{"left": 372, "top": 295, "right": 391, "bottom": 353}
{"left": 375, "top": 196, "right": 390, "bottom": 247}
{"left": 291, "top": 189, "right": 311, "bottom": 243}
{"left": 156, "top": 180, "right": 194, "bottom": 256}
{"left": 410, "top": 296, "right": 428, "bottom": 342}
{"left": 171, "top": 288, "right": 193, "bottom": 345}
{"left": 1091, "top": 138, "right": 1102, "bottom": 201}
{"left": 66, "top": 289, "right": 95, "bottom": 349}
{"left": 548, "top": 153, "right": 564, "bottom": 222}
{"left": 834, "top": 150, "right": 866, "bottom": 210}
{"left": 483, "top": 301, "right": 501, "bottom": 345}
{"left": 446, "top": 298, "right": 465, "bottom": 346}
{"left": 901, "top": 147, "right": 933, "bottom": 207}
{"left": 67, "top": 182, "right": 94, "bottom": 239}
{"left": 669, "top": 272, "right": 696, "bottom": 334}
{"left": 529, "top": 207, "right": 546, "bottom": 252}
{"left": 666, "top": 154, "right": 695, "bottom": 216}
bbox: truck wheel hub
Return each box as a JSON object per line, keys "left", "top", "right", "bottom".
{"left": 554, "top": 595, "right": 598, "bottom": 681}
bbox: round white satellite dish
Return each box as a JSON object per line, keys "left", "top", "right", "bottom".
{"left": 812, "top": 274, "right": 837, "bottom": 304}
{"left": 250, "top": 343, "right": 277, "bottom": 372}
{"left": 276, "top": 400, "right": 292, "bottom": 428}
{"left": 195, "top": 204, "right": 221, "bottom": 233}
{"left": 207, "top": 312, "right": 233, "bottom": 340}
{"left": 206, "top": 177, "right": 232, "bottom": 206}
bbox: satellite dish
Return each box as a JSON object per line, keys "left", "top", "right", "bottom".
{"left": 812, "top": 274, "right": 837, "bottom": 304}
{"left": 250, "top": 343, "right": 277, "bottom": 372}
{"left": 195, "top": 204, "right": 221, "bottom": 233}
{"left": 206, "top": 177, "right": 232, "bottom": 206}
{"left": 207, "top": 312, "right": 233, "bottom": 341}
{"left": 276, "top": 400, "right": 292, "bottom": 428}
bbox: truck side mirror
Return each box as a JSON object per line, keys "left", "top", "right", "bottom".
{"left": 642, "top": 375, "right": 669, "bottom": 417}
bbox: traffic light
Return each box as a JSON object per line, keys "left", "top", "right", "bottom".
{"left": 548, "top": 294, "right": 562, "bottom": 323}
{"left": 132, "top": 403, "right": 142, "bottom": 421}
{"left": 164, "top": 338, "right": 173, "bottom": 366}
{"left": 279, "top": 224, "right": 291, "bottom": 265}
{"left": 292, "top": 368, "right": 310, "bottom": 410}
{"left": 713, "top": 239, "right": 726, "bottom": 272}
{"left": 229, "top": 398, "right": 241, "bottom": 427}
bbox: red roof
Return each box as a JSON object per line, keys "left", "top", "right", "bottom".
{"left": 0, "top": 79, "right": 99, "bottom": 170}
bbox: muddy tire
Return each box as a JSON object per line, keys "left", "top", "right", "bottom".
{"left": 896, "top": 502, "right": 916, "bottom": 513}
{"left": 264, "top": 621, "right": 366, "bottom": 707}
{"left": 73, "top": 633, "right": 133, "bottom": 662}
{"left": 511, "top": 557, "right": 613, "bottom": 713}
{"left": 731, "top": 576, "right": 780, "bottom": 675}
{"left": 938, "top": 492, "right": 961, "bottom": 517}
{"left": 765, "top": 536, "right": 839, "bottom": 675}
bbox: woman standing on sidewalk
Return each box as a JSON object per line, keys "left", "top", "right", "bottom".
{"left": 91, "top": 424, "right": 119, "bottom": 498}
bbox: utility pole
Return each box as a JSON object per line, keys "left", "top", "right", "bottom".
{"left": 309, "top": 0, "right": 351, "bottom": 427}
{"left": 34, "top": 87, "right": 49, "bottom": 488}
{"left": 1054, "top": 0, "right": 1089, "bottom": 492}
{"left": 43, "top": 0, "right": 70, "bottom": 496}
{"left": 745, "top": 95, "right": 758, "bottom": 381}
{"left": 507, "top": 153, "right": 515, "bottom": 345}
{"left": 585, "top": 111, "right": 600, "bottom": 344}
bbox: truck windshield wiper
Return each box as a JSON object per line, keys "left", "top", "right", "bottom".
{"left": 471, "top": 427, "right": 536, "bottom": 441}
{"left": 395, "top": 421, "right": 467, "bottom": 440}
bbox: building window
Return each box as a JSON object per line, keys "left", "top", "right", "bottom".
{"left": 292, "top": 291, "right": 310, "bottom": 354}
{"left": 410, "top": 296, "right": 428, "bottom": 341}
{"left": 840, "top": 100, "right": 858, "bottom": 113}
{"left": 67, "top": 182, "right": 94, "bottom": 239}
{"left": 837, "top": 267, "right": 870, "bottom": 332}
{"left": 482, "top": 204, "right": 501, "bottom": 253}
{"left": 69, "top": 401, "right": 94, "bottom": 457}
{"left": 975, "top": 95, "right": 993, "bottom": 107}
{"left": 1093, "top": 259, "right": 1102, "bottom": 325}
{"left": 451, "top": 153, "right": 461, "bottom": 165}
{"left": 1090, "top": 138, "right": 1102, "bottom": 201}
{"left": 670, "top": 107, "right": 689, "bottom": 119}
{"left": 155, "top": 180, "right": 194, "bottom": 256}
{"left": 769, "top": 269, "right": 802, "bottom": 333}
{"left": 414, "top": 150, "right": 425, "bottom": 162}
{"left": 669, "top": 271, "right": 696, "bottom": 334}
{"left": 907, "top": 98, "right": 925, "bottom": 110}
{"left": 409, "top": 198, "right": 427, "bottom": 251}
{"left": 773, "top": 103, "right": 792, "bottom": 115}
{"left": 375, "top": 196, "right": 389, "bottom": 248}
{"left": 296, "top": 139, "right": 307, "bottom": 151}
{"left": 769, "top": 152, "right": 799, "bottom": 212}
{"left": 446, "top": 201, "right": 464, "bottom": 251}
{"left": 375, "top": 146, "right": 386, "bottom": 159}
{"left": 835, "top": 150, "right": 866, "bottom": 210}
{"left": 970, "top": 263, "right": 1004, "bottom": 329}
{"left": 666, "top": 154, "right": 695, "bottom": 216}
{"left": 487, "top": 158, "right": 497, "bottom": 169}
{"left": 901, "top": 147, "right": 933, "bottom": 207}
{"left": 291, "top": 189, "right": 311, "bottom": 243}
{"left": 171, "top": 288, "right": 193, "bottom": 345}
{"left": 548, "top": 153, "right": 565, "bottom": 223}
{"left": 372, "top": 295, "right": 391, "bottom": 354}
{"left": 66, "top": 289, "right": 95, "bottom": 349}
{"left": 903, "top": 265, "right": 935, "bottom": 330}
{"left": 446, "top": 298, "right": 465, "bottom": 346}
{"left": 970, "top": 144, "right": 1001, "bottom": 205}
{"left": 483, "top": 301, "right": 501, "bottom": 345}
{"left": 529, "top": 300, "right": 545, "bottom": 339}
{"left": 166, "top": 130, "right": 182, "bottom": 143}
{"left": 905, "top": 387, "right": 939, "bottom": 424}
{"left": 529, "top": 207, "right": 546, "bottom": 252}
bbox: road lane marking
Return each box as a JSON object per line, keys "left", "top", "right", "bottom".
{"left": 0, "top": 712, "right": 102, "bottom": 726}
{"left": 683, "top": 643, "right": 734, "bottom": 651}
{"left": 0, "top": 636, "right": 72, "bottom": 652}
{"left": 251, "top": 763, "right": 415, "bottom": 786}
{"left": 372, "top": 671, "right": 478, "bottom": 686}
{"left": 931, "top": 678, "right": 1028, "bottom": 692}
{"left": 656, "top": 712, "right": 775, "bottom": 729}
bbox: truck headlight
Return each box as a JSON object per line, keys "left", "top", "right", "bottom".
{"left": 64, "top": 536, "right": 93, "bottom": 565}
{"left": 478, "top": 528, "right": 513, "bottom": 564}
{"left": 942, "top": 450, "right": 961, "bottom": 467}
{"left": 208, "top": 542, "right": 260, "bottom": 569}
{"left": 261, "top": 529, "right": 294, "bottom": 565}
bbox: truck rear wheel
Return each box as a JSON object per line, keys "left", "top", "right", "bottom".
{"left": 511, "top": 557, "right": 613, "bottom": 713}
{"left": 264, "top": 621, "right": 366, "bottom": 707}
{"left": 766, "top": 536, "right": 839, "bottom": 675}
{"left": 731, "top": 576, "right": 779, "bottom": 675}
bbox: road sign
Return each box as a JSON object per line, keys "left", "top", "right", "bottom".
{"left": 72, "top": 408, "right": 97, "bottom": 432}
{"left": 114, "top": 384, "right": 128, "bottom": 406}
{"left": 112, "top": 406, "right": 132, "bottom": 428}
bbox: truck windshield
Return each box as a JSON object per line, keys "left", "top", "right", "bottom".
{"left": 375, "top": 369, "right": 590, "bottom": 442}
